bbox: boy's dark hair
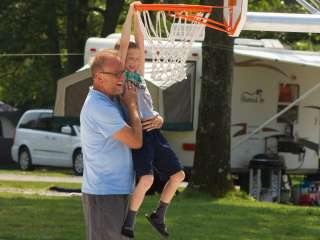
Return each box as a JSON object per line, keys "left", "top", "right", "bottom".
{"left": 114, "top": 40, "right": 138, "bottom": 50}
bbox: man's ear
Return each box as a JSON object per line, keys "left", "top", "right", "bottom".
{"left": 95, "top": 73, "right": 102, "bottom": 83}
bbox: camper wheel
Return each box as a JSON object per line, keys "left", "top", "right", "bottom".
{"left": 73, "top": 149, "right": 83, "bottom": 176}
{"left": 18, "top": 147, "right": 33, "bottom": 171}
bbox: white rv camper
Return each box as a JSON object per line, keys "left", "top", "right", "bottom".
{"left": 54, "top": 33, "right": 320, "bottom": 181}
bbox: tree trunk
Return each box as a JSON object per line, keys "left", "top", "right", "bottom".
{"left": 191, "top": 0, "right": 233, "bottom": 197}
{"left": 67, "top": 0, "right": 89, "bottom": 74}
{"left": 44, "top": 1, "right": 62, "bottom": 93}
{"left": 101, "top": 0, "right": 124, "bottom": 37}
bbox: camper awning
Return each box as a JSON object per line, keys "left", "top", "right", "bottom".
{"left": 234, "top": 45, "right": 320, "bottom": 68}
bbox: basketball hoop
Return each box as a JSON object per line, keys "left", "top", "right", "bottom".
{"left": 134, "top": 2, "right": 247, "bottom": 82}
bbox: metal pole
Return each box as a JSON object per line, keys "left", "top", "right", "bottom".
{"left": 232, "top": 79, "right": 320, "bottom": 150}
{"left": 244, "top": 12, "right": 320, "bottom": 33}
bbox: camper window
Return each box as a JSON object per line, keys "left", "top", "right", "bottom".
{"left": 162, "top": 62, "right": 196, "bottom": 131}
{"left": 277, "top": 84, "right": 299, "bottom": 123}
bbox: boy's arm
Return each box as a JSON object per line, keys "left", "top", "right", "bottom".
{"left": 118, "top": 4, "right": 135, "bottom": 67}
{"left": 133, "top": 4, "right": 145, "bottom": 76}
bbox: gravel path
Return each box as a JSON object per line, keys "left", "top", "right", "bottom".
{"left": 0, "top": 173, "right": 188, "bottom": 196}
{"left": 0, "top": 187, "right": 81, "bottom": 197}
{"left": 0, "top": 173, "right": 82, "bottom": 183}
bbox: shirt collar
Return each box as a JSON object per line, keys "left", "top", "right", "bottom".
{"left": 89, "top": 87, "right": 115, "bottom": 103}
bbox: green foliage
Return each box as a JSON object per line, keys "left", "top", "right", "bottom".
{"left": 0, "top": 0, "right": 117, "bottom": 109}
{"left": 248, "top": 0, "right": 306, "bottom": 13}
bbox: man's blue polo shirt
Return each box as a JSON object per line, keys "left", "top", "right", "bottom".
{"left": 80, "top": 88, "right": 134, "bottom": 195}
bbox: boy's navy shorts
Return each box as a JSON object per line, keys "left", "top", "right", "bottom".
{"left": 132, "top": 129, "right": 182, "bottom": 181}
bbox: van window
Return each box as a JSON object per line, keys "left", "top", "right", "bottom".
{"left": 36, "top": 113, "right": 53, "bottom": 132}
{"left": 19, "top": 112, "right": 40, "bottom": 129}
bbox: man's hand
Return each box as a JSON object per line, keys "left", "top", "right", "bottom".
{"left": 114, "top": 81, "right": 142, "bottom": 149}
{"left": 142, "top": 115, "right": 164, "bottom": 132}
{"left": 121, "top": 81, "right": 137, "bottom": 109}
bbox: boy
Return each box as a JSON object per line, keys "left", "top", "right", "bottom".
{"left": 117, "top": 2, "right": 185, "bottom": 239}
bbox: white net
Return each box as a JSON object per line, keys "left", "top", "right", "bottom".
{"left": 137, "top": 10, "right": 210, "bottom": 83}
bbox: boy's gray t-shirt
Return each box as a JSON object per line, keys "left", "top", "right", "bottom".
{"left": 125, "top": 71, "right": 158, "bottom": 120}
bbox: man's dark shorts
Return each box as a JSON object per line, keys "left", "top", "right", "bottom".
{"left": 82, "top": 193, "right": 129, "bottom": 240}
{"left": 132, "top": 129, "right": 182, "bottom": 181}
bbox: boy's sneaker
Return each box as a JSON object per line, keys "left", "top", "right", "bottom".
{"left": 145, "top": 213, "right": 169, "bottom": 238}
{"left": 121, "top": 226, "right": 134, "bottom": 239}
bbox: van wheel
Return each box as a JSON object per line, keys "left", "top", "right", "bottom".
{"left": 19, "top": 147, "right": 33, "bottom": 171}
{"left": 73, "top": 149, "right": 83, "bottom": 176}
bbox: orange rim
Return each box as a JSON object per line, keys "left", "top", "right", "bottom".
{"left": 134, "top": 3, "right": 241, "bottom": 36}
{"left": 175, "top": 14, "right": 229, "bottom": 33}
{"left": 134, "top": 4, "right": 216, "bottom": 13}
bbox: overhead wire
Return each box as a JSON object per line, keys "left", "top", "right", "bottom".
{"left": 0, "top": 53, "right": 83, "bottom": 57}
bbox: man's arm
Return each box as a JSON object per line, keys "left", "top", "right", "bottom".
{"left": 113, "top": 82, "right": 142, "bottom": 149}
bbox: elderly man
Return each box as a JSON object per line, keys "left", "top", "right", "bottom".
{"left": 80, "top": 49, "right": 142, "bottom": 240}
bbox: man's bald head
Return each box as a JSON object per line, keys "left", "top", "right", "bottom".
{"left": 90, "top": 49, "right": 119, "bottom": 78}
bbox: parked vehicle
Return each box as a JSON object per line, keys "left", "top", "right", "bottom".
{"left": 0, "top": 102, "right": 22, "bottom": 166}
{"left": 11, "top": 109, "right": 83, "bottom": 175}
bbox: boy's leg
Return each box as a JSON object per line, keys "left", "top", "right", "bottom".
{"left": 145, "top": 171, "right": 185, "bottom": 238}
{"left": 130, "top": 175, "right": 154, "bottom": 211}
{"left": 122, "top": 131, "right": 155, "bottom": 238}
{"left": 146, "top": 131, "right": 185, "bottom": 237}
{"left": 153, "top": 170, "right": 185, "bottom": 221}
{"left": 122, "top": 175, "right": 154, "bottom": 238}
{"left": 159, "top": 170, "right": 185, "bottom": 204}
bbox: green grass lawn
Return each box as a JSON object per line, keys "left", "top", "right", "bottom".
{"left": 0, "top": 183, "right": 320, "bottom": 240}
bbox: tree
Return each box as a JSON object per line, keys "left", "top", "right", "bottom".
{"left": 191, "top": 0, "right": 233, "bottom": 197}
{"left": 0, "top": 0, "right": 126, "bottom": 109}
{"left": 44, "top": 1, "right": 62, "bottom": 93}
{"left": 100, "top": 0, "right": 125, "bottom": 37}
{"left": 66, "top": 0, "right": 90, "bottom": 74}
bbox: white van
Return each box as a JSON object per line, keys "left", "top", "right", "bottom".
{"left": 11, "top": 109, "right": 83, "bottom": 175}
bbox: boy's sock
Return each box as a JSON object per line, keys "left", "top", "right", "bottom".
{"left": 153, "top": 201, "right": 169, "bottom": 223}
{"left": 123, "top": 210, "right": 137, "bottom": 230}
{"left": 121, "top": 210, "right": 137, "bottom": 238}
